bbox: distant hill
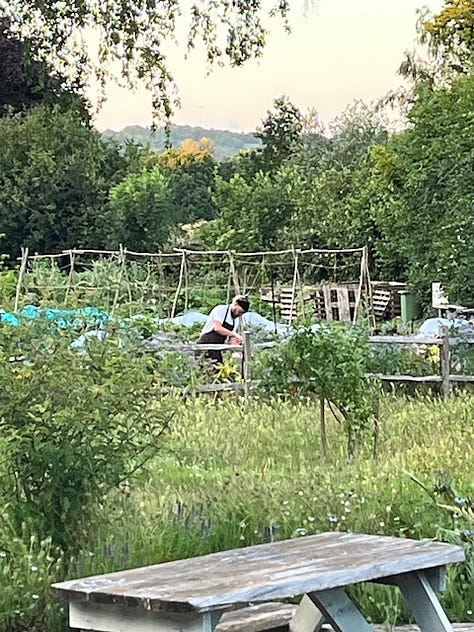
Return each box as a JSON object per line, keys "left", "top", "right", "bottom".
{"left": 101, "top": 124, "right": 261, "bottom": 161}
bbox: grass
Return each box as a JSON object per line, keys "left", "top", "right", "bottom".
{"left": 2, "top": 392, "right": 474, "bottom": 630}
{"left": 73, "top": 392, "right": 474, "bottom": 626}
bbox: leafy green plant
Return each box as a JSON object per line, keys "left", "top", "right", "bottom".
{"left": 0, "top": 268, "right": 18, "bottom": 306}
{"left": 155, "top": 350, "right": 202, "bottom": 388}
{"left": 368, "top": 342, "right": 440, "bottom": 376}
{"left": 0, "top": 319, "right": 172, "bottom": 550}
{"left": 257, "top": 323, "right": 380, "bottom": 456}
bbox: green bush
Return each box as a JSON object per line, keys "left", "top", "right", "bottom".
{"left": 256, "top": 323, "right": 380, "bottom": 455}
{"left": 0, "top": 319, "right": 172, "bottom": 551}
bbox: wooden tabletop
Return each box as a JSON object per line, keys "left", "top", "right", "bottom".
{"left": 52, "top": 532, "right": 465, "bottom": 614}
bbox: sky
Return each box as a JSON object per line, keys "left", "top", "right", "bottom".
{"left": 91, "top": 0, "right": 444, "bottom": 133}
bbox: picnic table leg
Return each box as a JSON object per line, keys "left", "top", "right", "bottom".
{"left": 308, "top": 588, "right": 374, "bottom": 632}
{"left": 203, "top": 609, "right": 225, "bottom": 632}
{"left": 395, "top": 571, "right": 454, "bottom": 632}
{"left": 289, "top": 594, "right": 325, "bottom": 632}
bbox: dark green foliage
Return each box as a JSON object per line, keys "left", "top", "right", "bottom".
{"left": 199, "top": 170, "right": 297, "bottom": 251}
{"left": 0, "top": 20, "right": 88, "bottom": 118}
{"left": 374, "top": 75, "right": 474, "bottom": 305}
{"left": 0, "top": 320, "right": 171, "bottom": 550}
{"left": 255, "top": 96, "right": 303, "bottom": 171}
{"left": 106, "top": 167, "right": 176, "bottom": 251}
{"left": 155, "top": 147, "right": 218, "bottom": 222}
{"left": 0, "top": 106, "right": 134, "bottom": 258}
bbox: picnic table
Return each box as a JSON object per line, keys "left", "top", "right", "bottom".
{"left": 52, "top": 531, "right": 465, "bottom": 632}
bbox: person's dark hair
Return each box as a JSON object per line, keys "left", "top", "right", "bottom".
{"left": 234, "top": 295, "right": 250, "bottom": 312}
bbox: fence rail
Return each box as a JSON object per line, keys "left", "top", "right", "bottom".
{"left": 152, "top": 327, "right": 474, "bottom": 397}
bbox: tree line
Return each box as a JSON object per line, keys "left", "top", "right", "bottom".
{"left": 0, "top": 1, "right": 473, "bottom": 308}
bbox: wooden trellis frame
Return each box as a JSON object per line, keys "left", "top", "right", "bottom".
{"left": 14, "top": 245, "right": 371, "bottom": 322}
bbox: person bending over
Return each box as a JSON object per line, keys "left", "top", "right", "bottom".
{"left": 196, "top": 295, "right": 250, "bottom": 365}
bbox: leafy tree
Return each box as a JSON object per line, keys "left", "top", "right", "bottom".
{"left": 422, "top": 0, "right": 474, "bottom": 73}
{"left": 217, "top": 97, "right": 304, "bottom": 186}
{"left": 107, "top": 166, "right": 175, "bottom": 251}
{"left": 255, "top": 96, "right": 303, "bottom": 171}
{"left": 0, "top": 319, "right": 171, "bottom": 550}
{"left": 259, "top": 324, "right": 380, "bottom": 457}
{"left": 218, "top": 148, "right": 264, "bottom": 183}
{"left": 0, "top": 1, "right": 291, "bottom": 119}
{"left": 199, "top": 170, "right": 297, "bottom": 251}
{"left": 0, "top": 105, "right": 131, "bottom": 258}
{"left": 154, "top": 139, "right": 218, "bottom": 222}
{"left": 373, "top": 75, "right": 474, "bottom": 305}
{"left": 0, "top": 19, "right": 88, "bottom": 117}
{"left": 282, "top": 102, "right": 392, "bottom": 274}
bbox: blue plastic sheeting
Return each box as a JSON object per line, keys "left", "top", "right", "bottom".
{"left": 242, "top": 311, "right": 290, "bottom": 336}
{"left": 156, "top": 310, "right": 208, "bottom": 327}
{"left": 0, "top": 305, "right": 315, "bottom": 340}
{"left": 156, "top": 309, "right": 292, "bottom": 336}
{"left": 0, "top": 305, "right": 111, "bottom": 327}
{"left": 70, "top": 329, "right": 108, "bottom": 349}
{"left": 416, "top": 317, "right": 473, "bottom": 337}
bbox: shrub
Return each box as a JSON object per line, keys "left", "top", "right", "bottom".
{"left": 257, "top": 323, "right": 380, "bottom": 456}
{"left": 0, "top": 319, "right": 172, "bottom": 550}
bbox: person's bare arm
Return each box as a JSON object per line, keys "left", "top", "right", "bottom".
{"left": 213, "top": 320, "right": 242, "bottom": 343}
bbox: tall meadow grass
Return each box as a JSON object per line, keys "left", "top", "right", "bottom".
{"left": 2, "top": 392, "right": 473, "bottom": 629}
{"left": 76, "top": 393, "right": 474, "bottom": 626}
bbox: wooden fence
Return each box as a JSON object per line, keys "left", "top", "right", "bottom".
{"left": 367, "top": 327, "right": 474, "bottom": 397}
{"left": 155, "top": 327, "right": 474, "bottom": 397}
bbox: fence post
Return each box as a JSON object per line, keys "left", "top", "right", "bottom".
{"left": 439, "top": 326, "right": 451, "bottom": 398}
{"left": 242, "top": 331, "right": 252, "bottom": 398}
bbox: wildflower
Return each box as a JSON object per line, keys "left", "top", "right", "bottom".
{"left": 294, "top": 528, "right": 307, "bottom": 536}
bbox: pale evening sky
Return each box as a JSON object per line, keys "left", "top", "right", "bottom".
{"left": 91, "top": 0, "right": 444, "bottom": 133}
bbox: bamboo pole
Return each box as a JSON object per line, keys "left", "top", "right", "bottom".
{"left": 64, "top": 249, "right": 75, "bottom": 306}
{"left": 14, "top": 247, "right": 29, "bottom": 312}
{"left": 183, "top": 253, "right": 189, "bottom": 312}
{"left": 171, "top": 252, "right": 186, "bottom": 318}
{"left": 228, "top": 251, "right": 240, "bottom": 295}
{"left": 288, "top": 249, "right": 300, "bottom": 326}
{"left": 111, "top": 246, "right": 128, "bottom": 315}
{"left": 242, "top": 331, "right": 252, "bottom": 399}
{"left": 174, "top": 247, "right": 364, "bottom": 257}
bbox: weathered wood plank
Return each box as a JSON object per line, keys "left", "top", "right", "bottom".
{"left": 218, "top": 602, "right": 297, "bottom": 632}
{"left": 365, "top": 374, "right": 442, "bottom": 383}
{"left": 376, "top": 565, "right": 446, "bottom": 592}
{"left": 70, "top": 601, "right": 210, "bottom": 632}
{"left": 369, "top": 336, "right": 443, "bottom": 345}
{"left": 52, "top": 533, "right": 464, "bottom": 614}
{"left": 289, "top": 595, "right": 324, "bottom": 632}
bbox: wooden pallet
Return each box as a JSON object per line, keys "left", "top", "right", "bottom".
{"left": 372, "top": 288, "right": 392, "bottom": 319}
{"left": 321, "top": 283, "right": 359, "bottom": 322}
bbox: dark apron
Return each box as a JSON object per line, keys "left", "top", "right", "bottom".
{"left": 196, "top": 305, "right": 234, "bottom": 364}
